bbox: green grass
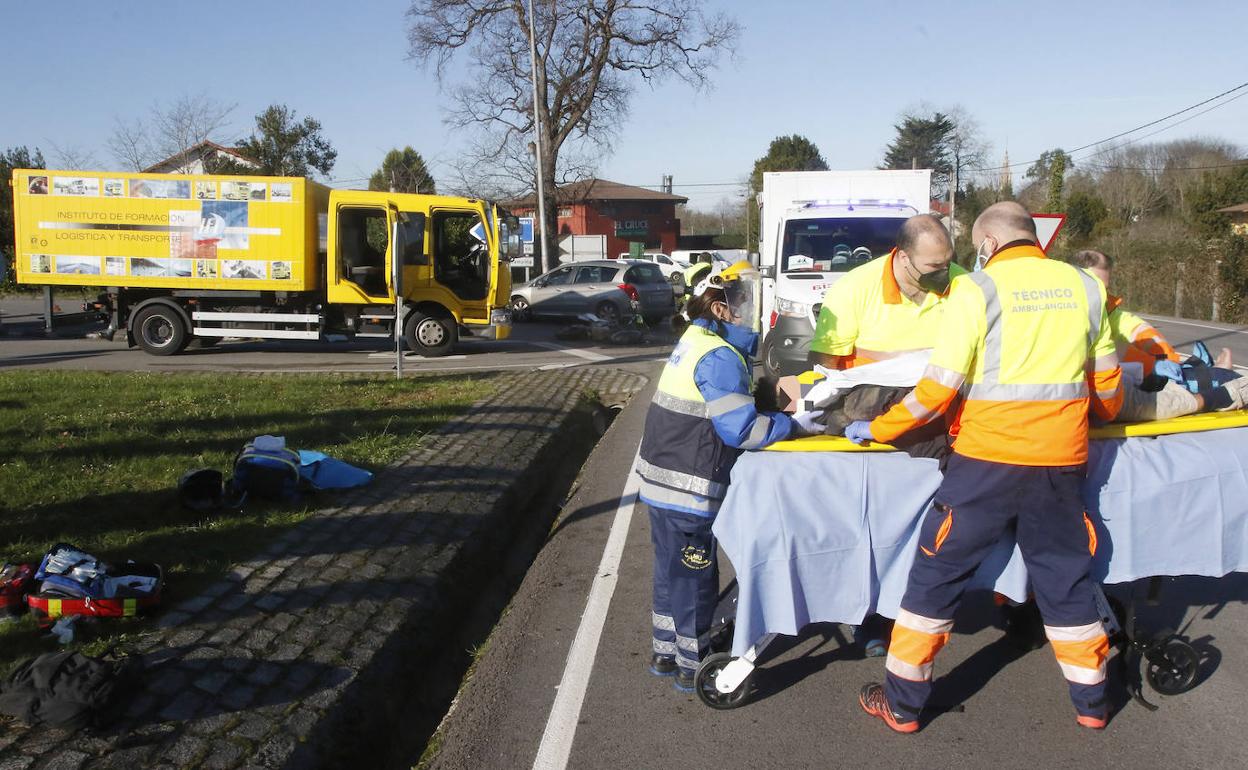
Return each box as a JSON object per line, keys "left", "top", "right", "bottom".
{"left": 0, "top": 370, "right": 496, "bottom": 669}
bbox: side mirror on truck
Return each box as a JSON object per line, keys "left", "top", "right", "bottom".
{"left": 500, "top": 215, "right": 523, "bottom": 261}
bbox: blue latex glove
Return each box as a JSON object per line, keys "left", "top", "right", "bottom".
{"left": 1154, "top": 359, "right": 1184, "bottom": 383}
{"left": 844, "top": 420, "right": 875, "bottom": 445}
{"left": 792, "top": 410, "right": 825, "bottom": 436}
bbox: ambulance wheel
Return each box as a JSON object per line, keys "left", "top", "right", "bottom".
{"left": 1146, "top": 638, "right": 1199, "bottom": 695}
{"left": 133, "top": 305, "right": 188, "bottom": 356}
{"left": 404, "top": 309, "right": 457, "bottom": 357}
{"left": 695, "top": 652, "right": 752, "bottom": 710}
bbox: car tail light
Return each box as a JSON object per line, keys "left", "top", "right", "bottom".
{"left": 618, "top": 283, "right": 640, "bottom": 301}
{"left": 769, "top": 310, "right": 778, "bottom": 329}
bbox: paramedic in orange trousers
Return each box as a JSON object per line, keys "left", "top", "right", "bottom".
{"left": 845, "top": 201, "right": 1125, "bottom": 732}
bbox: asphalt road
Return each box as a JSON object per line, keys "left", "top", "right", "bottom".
{"left": 0, "top": 296, "right": 674, "bottom": 374}
{"left": 428, "top": 319, "right": 1248, "bottom": 770}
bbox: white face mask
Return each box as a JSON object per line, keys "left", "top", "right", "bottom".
{"left": 973, "top": 238, "right": 993, "bottom": 272}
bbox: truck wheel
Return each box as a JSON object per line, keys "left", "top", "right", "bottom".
{"left": 133, "top": 305, "right": 188, "bottom": 356}
{"left": 404, "top": 309, "right": 458, "bottom": 357}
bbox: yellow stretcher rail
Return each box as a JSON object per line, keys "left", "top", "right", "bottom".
{"left": 766, "top": 408, "right": 1248, "bottom": 452}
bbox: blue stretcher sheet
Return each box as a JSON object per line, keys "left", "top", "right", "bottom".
{"left": 712, "top": 426, "right": 1248, "bottom": 657}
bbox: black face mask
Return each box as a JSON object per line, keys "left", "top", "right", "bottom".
{"left": 917, "top": 266, "right": 951, "bottom": 294}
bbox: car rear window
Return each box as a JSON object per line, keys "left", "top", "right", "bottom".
{"left": 624, "top": 264, "right": 665, "bottom": 284}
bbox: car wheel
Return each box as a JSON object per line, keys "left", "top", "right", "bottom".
{"left": 762, "top": 337, "right": 783, "bottom": 380}
{"left": 510, "top": 296, "right": 530, "bottom": 322}
{"left": 404, "top": 309, "right": 458, "bottom": 357}
{"left": 596, "top": 301, "right": 621, "bottom": 325}
{"left": 132, "top": 305, "right": 188, "bottom": 356}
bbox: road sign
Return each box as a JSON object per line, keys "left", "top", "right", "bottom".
{"left": 469, "top": 221, "right": 487, "bottom": 243}
{"left": 1032, "top": 213, "right": 1066, "bottom": 252}
{"left": 520, "top": 217, "right": 534, "bottom": 243}
{"left": 511, "top": 256, "right": 535, "bottom": 268}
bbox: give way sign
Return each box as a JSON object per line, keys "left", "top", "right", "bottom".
{"left": 1032, "top": 213, "right": 1066, "bottom": 253}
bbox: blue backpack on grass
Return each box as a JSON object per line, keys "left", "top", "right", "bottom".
{"left": 230, "top": 436, "right": 302, "bottom": 504}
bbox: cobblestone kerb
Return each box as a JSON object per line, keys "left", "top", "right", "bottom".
{"left": 0, "top": 367, "right": 646, "bottom": 770}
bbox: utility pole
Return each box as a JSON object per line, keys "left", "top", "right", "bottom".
{"left": 527, "top": 0, "right": 549, "bottom": 271}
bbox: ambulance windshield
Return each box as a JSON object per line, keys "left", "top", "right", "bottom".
{"left": 780, "top": 217, "right": 905, "bottom": 273}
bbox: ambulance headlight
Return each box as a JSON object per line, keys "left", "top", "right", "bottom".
{"left": 776, "top": 297, "right": 811, "bottom": 318}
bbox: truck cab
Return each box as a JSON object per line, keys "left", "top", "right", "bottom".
{"left": 325, "top": 190, "right": 518, "bottom": 354}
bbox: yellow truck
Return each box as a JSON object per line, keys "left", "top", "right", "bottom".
{"left": 10, "top": 169, "right": 520, "bottom": 355}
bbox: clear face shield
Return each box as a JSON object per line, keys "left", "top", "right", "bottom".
{"left": 721, "top": 269, "right": 760, "bottom": 332}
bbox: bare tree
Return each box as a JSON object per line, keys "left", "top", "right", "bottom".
{"left": 106, "top": 92, "right": 236, "bottom": 171}
{"left": 47, "top": 142, "right": 101, "bottom": 170}
{"left": 407, "top": 0, "right": 739, "bottom": 270}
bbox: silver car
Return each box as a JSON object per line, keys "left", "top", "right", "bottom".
{"left": 510, "top": 260, "right": 675, "bottom": 325}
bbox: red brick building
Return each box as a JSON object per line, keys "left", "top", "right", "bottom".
{"left": 506, "top": 178, "right": 687, "bottom": 258}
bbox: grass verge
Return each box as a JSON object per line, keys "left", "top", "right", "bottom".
{"left": 0, "top": 370, "right": 496, "bottom": 671}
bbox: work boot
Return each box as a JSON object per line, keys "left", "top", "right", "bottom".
{"left": 858, "top": 683, "right": 919, "bottom": 734}
{"left": 674, "top": 667, "right": 696, "bottom": 693}
{"left": 649, "top": 653, "right": 677, "bottom": 677}
{"left": 1076, "top": 712, "right": 1108, "bottom": 730}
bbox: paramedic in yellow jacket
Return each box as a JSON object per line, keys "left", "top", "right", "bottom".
{"left": 847, "top": 202, "right": 1123, "bottom": 733}
{"left": 808, "top": 214, "right": 965, "bottom": 371}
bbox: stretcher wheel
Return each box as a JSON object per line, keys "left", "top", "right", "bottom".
{"left": 1146, "top": 638, "right": 1199, "bottom": 696}
{"left": 695, "top": 652, "right": 752, "bottom": 710}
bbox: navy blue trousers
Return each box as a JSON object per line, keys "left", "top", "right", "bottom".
{"left": 885, "top": 454, "right": 1109, "bottom": 720}
{"left": 649, "top": 504, "right": 719, "bottom": 673}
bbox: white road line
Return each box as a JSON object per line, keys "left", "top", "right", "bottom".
{"left": 365, "top": 352, "right": 468, "bottom": 360}
{"left": 1142, "top": 315, "right": 1248, "bottom": 335}
{"left": 531, "top": 342, "right": 613, "bottom": 362}
{"left": 532, "top": 451, "right": 641, "bottom": 770}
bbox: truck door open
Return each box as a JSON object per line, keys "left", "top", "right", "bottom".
{"left": 333, "top": 205, "right": 393, "bottom": 302}
{"left": 431, "top": 208, "right": 490, "bottom": 304}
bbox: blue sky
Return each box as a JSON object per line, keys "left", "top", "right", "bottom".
{"left": 3, "top": 1, "right": 1246, "bottom": 210}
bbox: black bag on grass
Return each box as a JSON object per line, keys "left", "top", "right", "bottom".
{"left": 0, "top": 650, "right": 139, "bottom": 729}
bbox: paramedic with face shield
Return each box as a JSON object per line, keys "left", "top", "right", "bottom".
{"left": 846, "top": 202, "right": 1124, "bottom": 732}
{"left": 637, "top": 261, "right": 823, "bottom": 692}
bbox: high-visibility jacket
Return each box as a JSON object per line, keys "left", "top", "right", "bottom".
{"left": 810, "top": 251, "right": 967, "bottom": 368}
{"left": 870, "top": 244, "right": 1123, "bottom": 466}
{"left": 1106, "top": 294, "right": 1181, "bottom": 376}
{"left": 638, "top": 320, "right": 792, "bottom": 516}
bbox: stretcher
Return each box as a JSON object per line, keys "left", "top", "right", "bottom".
{"left": 694, "top": 411, "right": 1248, "bottom": 710}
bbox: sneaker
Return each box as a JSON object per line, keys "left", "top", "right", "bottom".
{"left": 649, "top": 653, "right": 677, "bottom": 677}
{"left": 674, "top": 667, "right": 696, "bottom": 693}
{"left": 864, "top": 638, "right": 888, "bottom": 658}
{"left": 1076, "top": 712, "right": 1107, "bottom": 730}
{"left": 858, "top": 683, "right": 919, "bottom": 734}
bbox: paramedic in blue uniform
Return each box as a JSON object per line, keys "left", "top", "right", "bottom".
{"left": 637, "top": 261, "right": 823, "bottom": 692}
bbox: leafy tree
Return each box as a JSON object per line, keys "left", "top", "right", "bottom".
{"left": 1, "top": 146, "right": 45, "bottom": 287}
{"left": 407, "top": 0, "right": 739, "bottom": 270}
{"left": 745, "top": 134, "right": 828, "bottom": 246}
{"left": 881, "top": 112, "right": 954, "bottom": 192}
{"left": 748, "top": 135, "right": 829, "bottom": 192}
{"left": 1047, "top": 150, "right": 1068, "bottom": 212}
{"left": 1184, "top": 165, "right": 1248, "bottom": 237}
{"left": 1064, "top": 190, "right": 1108, "bottom": 239}
{"left": 368, "top": 147, "right": 436, "bottom": 194}
{"left": 212, "top": 105, "right": 336, "bottom": 178}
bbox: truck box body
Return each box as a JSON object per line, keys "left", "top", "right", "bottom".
{"left": 14, "top": 170, "right": 328, "bottom": 292}
{"left": 11, "top": 168, "right": 522, "bottom": 357}
{"left": 758, "top": 170, "right": 932, "bottom": 377}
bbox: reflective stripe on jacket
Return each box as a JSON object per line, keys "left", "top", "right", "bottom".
{"left": 639, "top": 321, "right": 792, "bottom": 516}
{"left": 869, "top": 244, "right": 1123, "bottom": 466}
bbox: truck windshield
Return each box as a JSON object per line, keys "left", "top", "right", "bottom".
{"left": 781, "top": 217, "right": 905, "bottom": 273}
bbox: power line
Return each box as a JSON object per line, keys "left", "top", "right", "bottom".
{"left": 974, "top": 79, "right": 1248, "bottom": 173}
